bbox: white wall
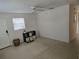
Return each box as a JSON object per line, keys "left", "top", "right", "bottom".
{"left": 37, "top": 5, "right": 69, "bottom": 43}
{"left": 0, "top": 13, "right": 37, "bottom": 45}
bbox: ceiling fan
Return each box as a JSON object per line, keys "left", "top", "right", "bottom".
{"left": 33, "top": 7, "right": 46, "bottom": 11}
{"left": 32, "top": 6, "right": 54, "bottom": 12}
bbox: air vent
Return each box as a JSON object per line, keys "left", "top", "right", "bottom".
{"left": 49, "top": 8, "right": 54, "bottom": 9}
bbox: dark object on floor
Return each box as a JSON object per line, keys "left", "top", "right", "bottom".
{"left": 23, "top": 30, "right": 37, "bottom": 43}
{"left": 13, "top": 38, "right": 20, "bottom": 46}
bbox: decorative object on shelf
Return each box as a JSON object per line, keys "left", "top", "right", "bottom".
{"left": 30, "top": 31, "right": 37, "bottom": 40}
{"left": 23, "top": 32, "right": 30, "bottom": 43}
{"left": 29, "top": 32, "right": 34, "bottom": 42}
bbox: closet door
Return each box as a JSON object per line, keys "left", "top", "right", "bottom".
{"left": 0, "top": 19, "right": 10, "bottom": 49}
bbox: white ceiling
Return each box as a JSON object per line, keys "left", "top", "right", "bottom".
{"left": 0, "top": 0, "right": 78, "bottom": 13}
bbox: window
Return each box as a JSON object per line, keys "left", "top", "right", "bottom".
{"left": 13, "top": 18, "right": 25, "bottom": 30}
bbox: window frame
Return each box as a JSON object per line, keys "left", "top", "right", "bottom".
{"left": 12, "top": 18, "right": 25, "bottom": 31}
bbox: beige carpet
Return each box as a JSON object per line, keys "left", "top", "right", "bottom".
{"left": 0, "top": 38, "right": 77, "bottom": 59}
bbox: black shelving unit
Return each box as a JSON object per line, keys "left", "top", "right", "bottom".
{"left": 23, "top": 31, "right": 37, "bottom": 43}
